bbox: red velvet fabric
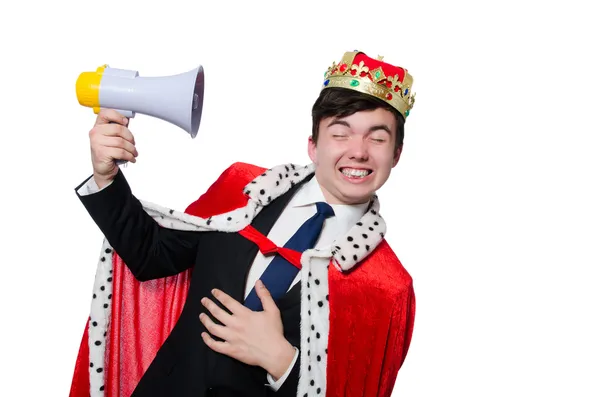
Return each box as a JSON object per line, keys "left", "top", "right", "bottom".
{"left": 69, "top": 320, "right": 91, "bottom": 396}
{"left": 348, "top": 52, "right": 407, "bottom": 85}
{"left": 105, "top": 256, "right": 192, "bottom": 396}
{"left": 326, "top": 240, "right": 415, "bottom": 397}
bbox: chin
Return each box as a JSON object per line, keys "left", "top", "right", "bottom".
{"left": 335, "top": 182, "right": 377, "bottom": 204}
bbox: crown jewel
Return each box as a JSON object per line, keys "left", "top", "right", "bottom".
{"left": 322, "top": 51, "right": 416, "bottom": 119}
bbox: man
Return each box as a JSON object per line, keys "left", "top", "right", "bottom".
{"left": 70, "top": 50, "right": 416, "bottom": 397}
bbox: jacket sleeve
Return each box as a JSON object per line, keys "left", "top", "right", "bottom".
{"left": 75, "top": 169, "right": 205, "bottom": 281}
{"left": 268, "top": 354, "right": 300, "bottom": 396}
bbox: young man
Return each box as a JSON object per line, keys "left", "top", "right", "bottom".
{"left": 70, "top": 51, "right": 416, "bottom": 397}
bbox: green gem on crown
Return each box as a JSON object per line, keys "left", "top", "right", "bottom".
{"left": 405, "top": 110, "right": 410, "bottom": 117}
{"left": 350, "top": 79, "right": 359, "bottom": 87}
{"left": 375, "top": 71, "right": 381, "bottom": 79}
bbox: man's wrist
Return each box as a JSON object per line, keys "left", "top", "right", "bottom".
{"left": 262, "top": 339, "right": 296, "bottom": 381}
{"left": 93, "top": 173, "right": 114, "bottom": 190}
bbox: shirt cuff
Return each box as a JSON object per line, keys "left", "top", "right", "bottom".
{"left": 77, "top": 176, "right": 113, "bottom": 196}
{"left": 265, "top": 347, "right": 299, "bottom": 391}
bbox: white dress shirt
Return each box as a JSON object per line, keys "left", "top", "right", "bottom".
{"left": 78, "top": 173, "right": 369, "bottom": 390}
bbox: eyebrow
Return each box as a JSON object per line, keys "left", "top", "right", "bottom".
{"left": 327, "top": 119, "right": 392, "bottom": 134}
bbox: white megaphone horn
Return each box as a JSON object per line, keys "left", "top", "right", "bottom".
{"left": 75, "top": 64, "right": 204, "bottom": 138}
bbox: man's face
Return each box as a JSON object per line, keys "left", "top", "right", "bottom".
{"left": 308, "top": 108, "right": 401, "bottom": 205}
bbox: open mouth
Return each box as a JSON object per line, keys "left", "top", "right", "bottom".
{"left": 339, "top": 167, "right": 373, "bottom": 179}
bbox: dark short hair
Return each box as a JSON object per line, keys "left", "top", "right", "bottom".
{"left": 311, "top": 87, "right": 405, "bottom": 152}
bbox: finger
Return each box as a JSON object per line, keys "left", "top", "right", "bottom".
{"left": 201, "top": 332, "right": 233, "bottom": 356}
{"left": 201, "top": 297, "right": 232, "bottom": 326}
{"left": 95, "top": 108, "right": 129, "bottom": 126}
{"left": 199, "top": 313, "right": 232, "bottom": 341}
{"left": 211, "top": 289, "right": 246, "bottom": 316}
{"left": 97, "top": 135, "right": 138, "bottom": 158}
{"left": 104, "top": 146, "right": 137, "bottom": 163}
{"left": 93, "top": 123, "right": 135, "bottom": 145}
{"left": 255, "top": 280, "right": 279, "bottom": 313}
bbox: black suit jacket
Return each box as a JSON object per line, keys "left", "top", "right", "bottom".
{"left": 76, "top": 169, "right": 310, "bottom": 397}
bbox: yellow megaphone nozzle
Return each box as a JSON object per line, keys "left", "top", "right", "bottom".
{"left": 76, "top": 65, "right": 107, "bottom": 108}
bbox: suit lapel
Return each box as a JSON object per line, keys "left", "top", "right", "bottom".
{"left": 277, "top": 281, "right": 301, "bottom": 309}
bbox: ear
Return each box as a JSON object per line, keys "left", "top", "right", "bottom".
{"left": 392, "top": 144, "right": 403, "bottom": 168}
{"left": 307, "top": 136, "right": 318, "bottom": 163}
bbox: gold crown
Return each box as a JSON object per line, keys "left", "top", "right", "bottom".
{"left": 322, "top": 51, "right": 416, "bottom": 119}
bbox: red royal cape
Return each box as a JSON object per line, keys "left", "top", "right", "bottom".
{"left": 69, "top": 162, "right": 416, "bottom": 397}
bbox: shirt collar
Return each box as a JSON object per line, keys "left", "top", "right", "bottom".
{"left": 290, "top": 175, "right": 371, "bottom": 226}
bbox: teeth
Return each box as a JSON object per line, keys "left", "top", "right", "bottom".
{"left": 341, "top": 168, "right": 370, "bottom": 178}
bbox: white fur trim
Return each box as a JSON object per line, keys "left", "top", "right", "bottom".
{"left": 88, "top": 239, "right": 115, "bottom": 396}
{"left": 331, "top": 197, "right": 386, "bottom": 271}
{"left": 86, "top": 162, "right": 387, "bottom": 396}
{"left": 298, "top": 248, "right": 333, "bottom": 396}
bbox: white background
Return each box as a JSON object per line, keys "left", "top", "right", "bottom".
{"left": 1, "top": 0, "right": 599, "bottom": 395}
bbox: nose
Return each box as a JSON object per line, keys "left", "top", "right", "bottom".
{"left": 348, "top": 136, "right": 369, "bottom": 161}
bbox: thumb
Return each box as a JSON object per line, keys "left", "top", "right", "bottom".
{"left": 256, "top": 280, "right": 278, "bottom": 312}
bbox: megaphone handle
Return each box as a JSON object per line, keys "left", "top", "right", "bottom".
{"left": 108, "top": 121, "right": 128, "bottom": 167}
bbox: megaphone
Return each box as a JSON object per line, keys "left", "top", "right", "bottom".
{"left": 75, "top": 64, "right": 204, "bottom": 138}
